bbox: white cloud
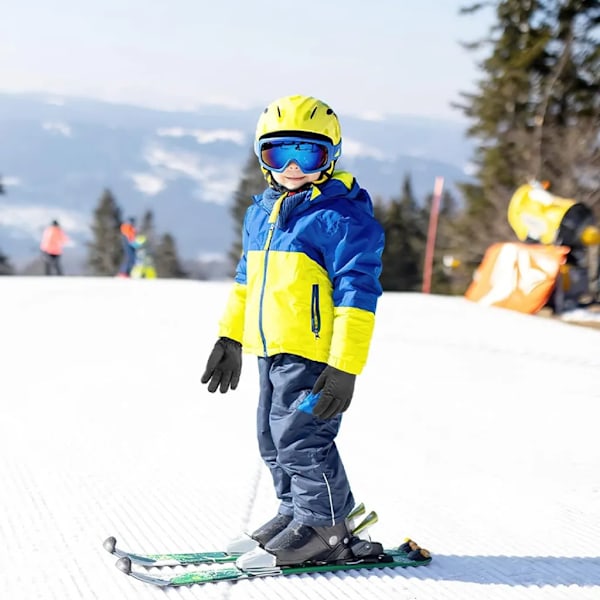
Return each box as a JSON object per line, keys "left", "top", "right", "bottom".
{"left": 195, "top": 96, "right": 253, "bottom": 110}
{"left": 198, "top": 179, "right": 237, "bottom": 204}
{"left": 156, "top": 127, "right": 246, "bottom": 145}
{"left": 42, "top": 121, "right": 72, "bottom": 137}
{"left": 342, "top": 138, "right": 385, "bottom": 160}
{"left": 144, "top": 146, "right": 213, "bottom": 180}
{"left": 406, "top": 148, "right": 427, "bottom": 158}
{"left": 129, "top": 172, "right": 166, "bottom": 196}
{"left": 350, "top": 109, "right": 386, "bottom": 122}
{"left": 141, "top": 144, "right": 237, "bottom": 204}
{"left": 0, "top": 205, "right": 88, "bottom": 244}
{"left": 45, "top": 97, "right": 66, "bottom": 106}
{"left": 2, "top": 176, "right": 21, "bottom": 187}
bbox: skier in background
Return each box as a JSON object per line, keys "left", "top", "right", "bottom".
{"left": 130, "top": 234, "right": 157, "bottom": 279}
{"left": 201, "top": 95, "right": 384, "bottom": 567}
{"left": 40, "top": 219, "right": 68, "bottom": 275}
{"left": 118, "top": 217, "right": 137, "bottom": 278}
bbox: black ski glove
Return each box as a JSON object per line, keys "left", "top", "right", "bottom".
{"left": 201, "top": 337, "right": 242, "bottom": 393}
{"left": 311, "top": 365, "right": 356, "bottom": 420}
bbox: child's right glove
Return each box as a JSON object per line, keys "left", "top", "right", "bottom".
{"left": 311, "top": 365, "right": 356, "bottom": 419}
{"left": 201, "top": 337, "right": 242, "bottom": 393}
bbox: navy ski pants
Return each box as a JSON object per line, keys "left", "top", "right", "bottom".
{"left": 256, "top": 354, "right": 355, "bottom": 528}
{"left": 119, "top": 241, "right": 136, "bottom": 276}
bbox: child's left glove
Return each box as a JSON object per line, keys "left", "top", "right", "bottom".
{"left": 311, "top": 365, "right": 356, "bottom": 419}
{"left": 201, "top": 337, "right": 242, "bottom": 393}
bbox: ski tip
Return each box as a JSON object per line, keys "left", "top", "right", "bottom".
{"left": 103, "top": 536, "right": 117, "bottom": 553}
{"left": 115, "top": 556, "right": 132, "bottom": 575}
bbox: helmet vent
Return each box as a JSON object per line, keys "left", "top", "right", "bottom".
{"left": 310, "top": 106, "right": 318, "bottom": 119}
{"left": 277, "top": 106, "right": 281, "bottom": 117}
{"left": 327, "top": 108, "right": 333, "bottom": 115}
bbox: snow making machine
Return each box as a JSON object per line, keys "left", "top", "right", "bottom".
{"left": 465, "top": 181, "right": 600, "bottom": 314}
{"left": 507, "top": 181, "right": 600, "bottom": 312}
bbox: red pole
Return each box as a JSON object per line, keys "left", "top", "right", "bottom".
{"left": 422, "top": 176, "right": 444, "bottom": 294}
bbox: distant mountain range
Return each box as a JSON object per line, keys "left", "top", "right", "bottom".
{"left": 0, "top": 92, "right": 474, "bottom": 269}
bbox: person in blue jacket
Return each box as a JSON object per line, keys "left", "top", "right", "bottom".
{"left": 201, "top": 95, "right": 384, "bottom": 567}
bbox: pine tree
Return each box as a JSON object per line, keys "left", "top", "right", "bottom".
{"left": 0, "top": 175, "right": 9, "bottom": 274}
{"left": 139, "top": 209, "right": 155, "bottom": 237}
{"left": 0, "top": 247, "right": 14, "bottom": 275}
{"left": 228, "top": 150, "right": 266, "bottom": 269}
{"left": 154, "top": 233, "right": 186, "bottom": 278}
{"left": 139, "top": 209, "right": 157, "bottom": 256}
{"left": 455, "top": 0, "right": 600, "bottom": 265}
{"left": 533, "top": 0, "right": 600, "bottom": 208}
{"left": 426, "top": 188, "right": 461, "bottom": 294}
{"left": 87, "top": 188, "right": 123, "bottom": 276}
{"left": 376, "top": 175, "right": 427, "bottom": 291}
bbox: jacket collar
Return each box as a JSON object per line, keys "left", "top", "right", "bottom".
{"left": 256, "top": 171, "right": 359, "bottom": 213}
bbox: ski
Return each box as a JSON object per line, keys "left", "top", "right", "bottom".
{"left": 103, "top": 536, "right": 239, "bottom": 566}
{"left": 114, "top": 542, "right": 431, "bottom": 588}
{"left": 104, "top": 502, "right": 372, "bottom": 568}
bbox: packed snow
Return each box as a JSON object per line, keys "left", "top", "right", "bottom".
{"left": 1, "top": 276, "right": 599, "bottom": 600}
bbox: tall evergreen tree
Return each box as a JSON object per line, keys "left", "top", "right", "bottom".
{"left": 0, "top": 176, "right": 15, "bottom": 274}
{"left": 87, "top": 188, "right": 123, "bottom": 276}
{"left": 534, "top": 0, "right": 600, "bottom": 207}
{"left": 425, "top": 188, "right": 461, "bottom": 294}
{"left": 139, "top": 209, "right": 156, "bottom": 238}
{"left": 228, "top": 150, "right": 266, "bottom": 269}
{"left": 139, "top": 209, "right": 157, "bottom": 257}
{"left": 455, "top": 0, "right": 600, "bottom": 266}
{"left": 154, "top": 233, "right": 186, "bottom": 278}
{"left": 0, "top": 248, "right": 14, "bottom": 275}
{"left": 376, "top": 175, "right": 427, "bottom": 291}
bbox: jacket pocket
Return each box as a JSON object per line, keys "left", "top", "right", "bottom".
{"left": 311, "top": 284, "right": 321, "bottom": 338}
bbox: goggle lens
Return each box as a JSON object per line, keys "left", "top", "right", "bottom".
{"left": 259, "top": 139, "right": 331, "bottom": 174}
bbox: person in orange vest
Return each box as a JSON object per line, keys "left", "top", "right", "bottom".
{"left": 40, "top": 219, "right": 69, "bottom": 275}
{"left": 118, "top": 217, "right": 137, "bottom": 277}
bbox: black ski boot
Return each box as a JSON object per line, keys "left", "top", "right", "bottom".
{"left": 264, "top": 519, "right": 353, "bottom": 566}
{"left": 251, "top": 513, "right": 293, "bottom": 547}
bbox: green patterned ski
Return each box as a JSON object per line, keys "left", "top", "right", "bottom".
{"left": 103, "top": 503, "right": 373, "bottom": 568}
{"left": 103, "top": 536, "right": 239, "bottom": 566}
{"left": 114, "top": 544, "right": 432, "bottom": 587}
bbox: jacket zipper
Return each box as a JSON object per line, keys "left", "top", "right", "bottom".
{"left": 258, "top": 194, "right": 286, "bottom": 355}
{"left": 311, "top": 284, "right": 321, "bottom": 338}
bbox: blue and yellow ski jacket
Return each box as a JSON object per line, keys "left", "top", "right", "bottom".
{"left": 218, "top": 171, "right": 384, "bottom": 375}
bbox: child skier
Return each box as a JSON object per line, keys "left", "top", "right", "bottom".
{"left": 130, "top": 235, "right": 157, "bottom": 279}
{"left": 118, "top": 217, "right": 137, "bottom": 278}
{"left": 201, "top": 95, "right": 384, "bottom": 567}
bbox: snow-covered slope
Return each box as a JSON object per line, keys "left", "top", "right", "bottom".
{"left": 1, "top": 277, "right": 599, "bottom": 600}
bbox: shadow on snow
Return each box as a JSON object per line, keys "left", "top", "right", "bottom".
{"left": 390, "top": 555, "right": 600, "bottom": 586}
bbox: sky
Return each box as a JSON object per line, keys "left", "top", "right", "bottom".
{"left": 1, "top": 0, "right": 495, "bottom": 120}
{"left": 1, "top": 276, "right": 599, "bottom": 600}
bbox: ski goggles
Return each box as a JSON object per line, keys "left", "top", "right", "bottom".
{"left": 256, "top": 137, "right": 340, "bottom": 174}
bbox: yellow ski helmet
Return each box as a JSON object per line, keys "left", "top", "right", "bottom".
{"left": 254, "top": 95, "right": 342, "bottom": 185}
{"left": 255, "top": 95, "right": 342, "bottom": 147}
